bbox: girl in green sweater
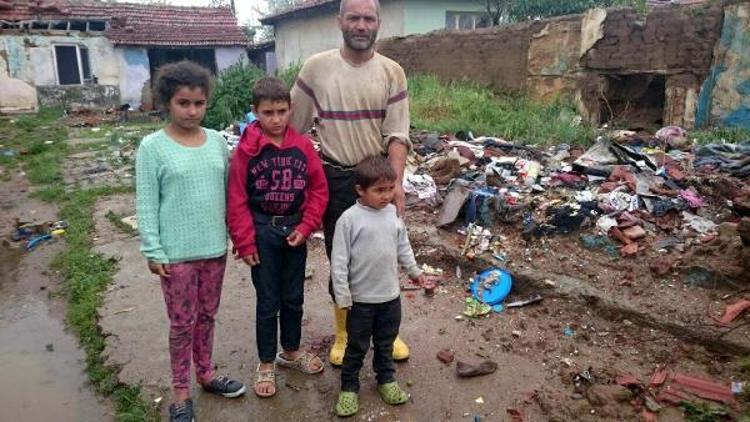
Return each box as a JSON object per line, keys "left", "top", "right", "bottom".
{"left": 135, "top": 60, "right": 245, "bottom": 422}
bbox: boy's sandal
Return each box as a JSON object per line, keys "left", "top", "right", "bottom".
{"left": 275, "top": 351, "right": 324, "bottom": 375}
{"left": 377, "top": 382, "right": 409, "bottom": 405}
{"left": 254, "top": 363, "right": 276, "bottom": 398}
{"left": 335, "top": 391, "right": 359, "bottom": 417}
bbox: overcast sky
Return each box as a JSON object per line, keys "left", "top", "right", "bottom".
{"left": 123, "top": 0, "right": 268, "bottom": 25}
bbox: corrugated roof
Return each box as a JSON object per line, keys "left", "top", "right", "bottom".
{"left": 0, "top": 1, "right": 249, "bottom": 47}
{"left": 260, "top": 0, "right": 338, "bottom": 25}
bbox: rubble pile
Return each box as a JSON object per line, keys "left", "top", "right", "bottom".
{"left": 404, "top": 126, "right": 750, "bottom": 283}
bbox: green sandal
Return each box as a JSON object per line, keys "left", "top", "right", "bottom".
{"left": 377, "top": 382, "right": 409, "bottom": 405}
{"left": 335, "top": 391, "right": 359, "bottom": 417}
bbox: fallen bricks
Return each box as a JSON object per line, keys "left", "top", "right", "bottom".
{"left": 410, "top": 221, "right": 750, "bottom": 356}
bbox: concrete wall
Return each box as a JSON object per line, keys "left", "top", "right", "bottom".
{"left": 696, "top": 2, "right": 750, "bottom": 129}
{"left": 404, "top": 0, "right": 487, "bottom": 34}
{"left": 274, "top": 1, "right": 404, "bottom": 68}
{"left": 379, "top": 2, "right": 743, "bottom": 128}
{"left": 117, "top": 48, "right": 149, "bottom": 108}
{"left": 0, "top": 45, "right": 37, "bottom": 113}
{"left": 37, "top": 85, "right": 120, "bottom": 109}
{"left": 215, "top": 47, "right": 248, "bottom": 72}
{"left": 1, "top": 34, "right": 119, "bottom": 86}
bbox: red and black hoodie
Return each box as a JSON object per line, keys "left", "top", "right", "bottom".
{"left": 228, "top": 121, "right": 328, "bottom": 257}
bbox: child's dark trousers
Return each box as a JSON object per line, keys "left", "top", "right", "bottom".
{"left": 251, "top": 220, "right": 307, "bottom": 363}
{"left": 341, "top": 298, "right": 401, "bottom": 392}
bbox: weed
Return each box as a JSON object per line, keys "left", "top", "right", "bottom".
{"left": 277, "top": 62, "right": 302, "bottom": 89}
{"left": 54, "top": 187, "right": 157, "bottom": 421}
{"left": 409, "top": 74, "right": 595, "bottom": 145}
{"left": 692, "top": 126, "right": 750, "bottom": 145}
{"left": 681, "top": 401, "right": 730, "bottom": 422}
{"left": 106, "top": 210, "right": 137, "bottom": 236}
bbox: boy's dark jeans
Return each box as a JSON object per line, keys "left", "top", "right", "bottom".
{"left": 341, "top": 298, "right": 402, "bottom": 392}
{"left": 251, "top": 222, "right": 307, "bottom": 363}
{"left": 322, "top": 164, "right": 358, "bottom": 300}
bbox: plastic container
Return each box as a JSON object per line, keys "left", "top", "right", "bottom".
{"left": 470, "top": 267, "right": 513, "bottom": 305}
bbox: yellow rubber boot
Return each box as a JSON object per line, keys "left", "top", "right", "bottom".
{"left": 329, "top": 307, "right": 348, "bottom": 366}
{"left": 392, "top": 336, "right": 410, "bottom": 361}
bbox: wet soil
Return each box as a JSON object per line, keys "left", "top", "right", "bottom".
{"left": 96, "top": 193, "right": 748, "bottom": 421}
{"left": 0, "top": 173, "right": 112, "bottom": 421}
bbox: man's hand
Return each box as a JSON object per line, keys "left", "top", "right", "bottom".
{"left": 393, "top": 182, "right": 406, "bottom": 217}
{"left": 242, "top": 253, "right": 261, "bottom": 266}
{"left": 148, "top": 261, "right": 171, "bottom": 278}
{"left": 287, "top": 230, "right": 306, "bottom": 247}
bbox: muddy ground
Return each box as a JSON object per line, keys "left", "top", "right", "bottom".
{"left": 94, "top": 192, "right": 748, "bottom": 421}
{"left": 0, "top": 173, "right": 112, "bottom": 421}
{"left": 2, "top": 121, "right": 748, "bottom": 421}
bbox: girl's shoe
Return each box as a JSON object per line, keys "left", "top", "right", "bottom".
{"left": 377, "top": 382, "right": 409, "bottom": 405}
{"left": 168, "top": 398, "right": 194, "bottom": 422}
{"left": 335, "top": 391, "right": 359, "bottom": 417}
{"left": 254, "top": 363, "right": 277, "bottom": 398}
{"left": 276, "top": 351, "right": 324, "bottom": 374}
{"left": 201, "top": 375, "right": 246, "bottom": 398}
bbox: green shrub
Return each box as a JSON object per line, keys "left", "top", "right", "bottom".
{"left": 204, "top": 62, "right": 265, "bottom": 130}
{"left": 277, "top": 63, "right": 302, "bottom": 89}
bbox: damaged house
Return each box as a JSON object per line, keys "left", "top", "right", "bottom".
{"left": 0, "top": 0, "right": 249, "bottom": 113}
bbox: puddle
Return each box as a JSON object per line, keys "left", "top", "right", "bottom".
{"left": 0, "top": 245, "right": 112, "bottom": 421}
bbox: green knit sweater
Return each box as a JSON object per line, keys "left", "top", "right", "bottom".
{"left": 136, "top": 128, "right": 229, "bottom": 263}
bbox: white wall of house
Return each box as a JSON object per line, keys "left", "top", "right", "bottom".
{"left": 273, "top": 1, "right": 405, "bottom": 68}
{"left": 0, "top": 34, "right": 119, "bottom": 86}
{"left": 116, "top": 47, "right": 150, "bottom": 107}
{"left": 215, "top": 47, "right": 247, "bottom": 72}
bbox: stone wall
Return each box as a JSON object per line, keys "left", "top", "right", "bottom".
{"left": 378, "top": 1, "right": 746, "bottom": 129}
{"left": 37, "top": 85, "right": 120, "bottom": 109}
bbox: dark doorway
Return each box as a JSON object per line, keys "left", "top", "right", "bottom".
{"left": 599, "top": 74, "right": 666, "bottom": 131}
{"left": 55, "top": 45, "right": 81, "bottom": 85}
{"left": 147, "top": 48, "right": 217, "bottom": 76}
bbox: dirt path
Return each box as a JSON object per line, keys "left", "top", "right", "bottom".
{"left": 0, "top": 174, "right": 112, "bottom": 421}
{"left": 96, "top": 193, "right": 744, "bottom": 421}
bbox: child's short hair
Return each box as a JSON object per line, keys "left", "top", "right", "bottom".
{"left": 153, "top": 60, "right": 213, "bottom": 108}
{"left": 355, "top": 155, "right": 396, "bottom": 189}
{"left": 252, "top": 77, "right": 291, "bottom": 108}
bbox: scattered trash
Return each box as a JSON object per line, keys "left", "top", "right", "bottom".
{"left": 718, "top": 299, "right": 750, "bottom": 325}
{"left": 120, "top": 215, "right": 138, "bottom": 230}
{"left": 456, "top": 359, "right": 498, "bottom": 378}
{"left": 470, "top": 267, "right": 512, "bottom": 306}
{"left": 463, "top": 297, "right": 492, "bottom": 318}
{"left": 113, "top": 306, "right": 136, "bottom": 315}
{"left": 436, "top": 349, "right": 455, "bottom": 364}
{"left": 474, "top": 396, "right": 484, "bottom": 404}
{"left": 505, "top": 293, "right": 543, "bottom": 308}
{"left": 563, "top": 326, "right": 575, "bottom": 337}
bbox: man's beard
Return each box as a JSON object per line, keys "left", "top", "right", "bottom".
{"left": 342, "top": 29, "right": 378, "bottom": 51}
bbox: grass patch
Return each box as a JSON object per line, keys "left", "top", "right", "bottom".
{"left": 53, "top": 186, "right": 158, "bottom": 421}
{"left": 106, "top": 210, "right": 138, "bottom": 236}
{"left": 408, "top": 74, "right": 595, "bottom": 146}
{"left": 680, "top": 401, "right": 730, "bottom": 422}
{"left": 692, "top": 126, "right": 750, "bottom": 145}
{"left": 0, "top": 107, "right": 69, "bottom": 183}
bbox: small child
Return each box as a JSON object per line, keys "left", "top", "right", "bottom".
{"left": 331, "top": 155, "right": 425, "bottom": 417}
{"left": 135, "top": 60, "right": 245, "bottom": 422}
{"left": 227, "top": 77, "right": 328, "bottom": 398}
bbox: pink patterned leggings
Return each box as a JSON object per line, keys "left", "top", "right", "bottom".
{"left": 160, "top": 255, "right": 226, "bottom": 395}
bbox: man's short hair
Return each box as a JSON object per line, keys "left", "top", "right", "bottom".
{"left": 339, "top": 0, "right": 381, "bottom": 16}
{"left": 251, "top": 77, "right": 291, "bottom": 108}
{"left": 355, "top": 155, "right": 396, "bottom": 189}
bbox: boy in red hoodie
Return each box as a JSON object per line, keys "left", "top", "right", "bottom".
{"left": 228, "top": 77, "right": 328, "bottom": 398}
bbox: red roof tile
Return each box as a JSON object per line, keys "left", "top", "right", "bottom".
{"left": 0, "top": 1, "right": 249, "bottom": 47}
{"left": 260, "top": 0, "right": 338, "bottom": 24}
